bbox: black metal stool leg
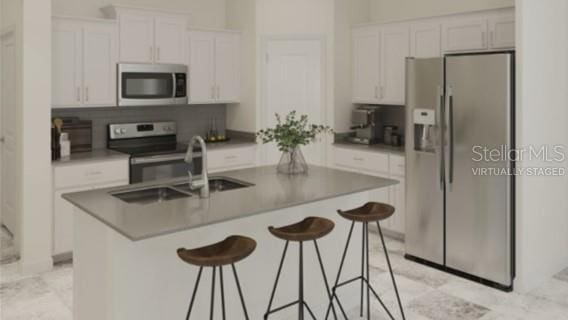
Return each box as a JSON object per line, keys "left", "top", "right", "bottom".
{"left": 220, "top": 266, "right": 226, "bottom": 320}
{"left": 304, "top": 302, "right": 317, "bottom": 320}
{"left": 360, "top": 222, "right": 366, "bottom": 317}
{"left": 185, "top": 267, "right": 203, "bottom": 320}
{"left": 299, "top": 241, "right": 305, "bottom": 320}
{"left": 264, "top": 241, "right": 289, "bottom": 319}
{"left": 231, "top": 263, "right": 250, "bottom": 320}
{"left": 377, "top": 222, "right": 406, "bottom": 320}
{"left": 325, "top": 221, "right": 355, "bottom": 320}
{"left": 366, "top": 223, "right": 371, "bottom": 320}
{"left": 313, "top": 240, "right": 339, "bottom": 320}
{"left": 210, "top": 267, "right": 216, "bottom": 320}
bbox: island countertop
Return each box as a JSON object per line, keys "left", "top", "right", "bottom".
{"left": 63, "top": 165, "right": 398, "bottom": 241}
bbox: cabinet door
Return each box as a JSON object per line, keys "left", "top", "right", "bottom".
{"left": 118, "top": 12, "right": 154, "bottom": 63}
{"left": 442, "top": 19, "right": 488, "bottom": 52}
{"left": 410, "top": 22, "right": 441, "bottom": 58}
{"left": 489, "top": 16, "right": 515, "bottom": 49}
{"left": 215, "top": 32, "right": 240, "bottom": 102}
{"left": 53, "top": 185, "right": 91, "bottom": 255}
{"left": 52, "top": 19, "right": 82, "bottom": 108}
{"left": 352, "top": 26, "right": 380, "bottom": 103}
{"left": 154, "top": 16, "right": 186, "bottom": 64}
{"left": 188, "top": 31, "right": 216, "bottom": 103}
{"left": 380, "top": 25, "right": 410, "bottom": 105}
{"left": 82, "top": 22, "right": 118, "bottom": 107}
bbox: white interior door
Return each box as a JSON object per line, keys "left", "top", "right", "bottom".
{"left": 263, "top": 39, "right": 323, "bottom": 165}
{"left": 1, "top": 31, "right": 19, "bottom": 247}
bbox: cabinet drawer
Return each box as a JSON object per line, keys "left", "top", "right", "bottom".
{"left": 207, "top": 146, "right": 256, "bottom": 171}
{"left": 54, "top": 159, "right": 129, "bottom": 189}
{"left": 334, "top": 147, "right": 389, "bottom": 175}
{"left": 390, "top": 155, "right": 406, "bottom": 177}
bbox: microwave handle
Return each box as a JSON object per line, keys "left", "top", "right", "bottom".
{"left": 172, "top": 73, "right": 177, "bottom": 98}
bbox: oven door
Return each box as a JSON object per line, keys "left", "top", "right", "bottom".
{"left": 129, "top": 154, "right": 202, "bottom": 184}
{"left": 118, "top": 64, "right": 188, "bottom": 106}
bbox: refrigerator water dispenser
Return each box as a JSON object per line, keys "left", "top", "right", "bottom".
{"left": 413, "top": 109, "right": 436, "bottom": 152}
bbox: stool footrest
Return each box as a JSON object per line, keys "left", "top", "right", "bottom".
{"left": 331, "top": 275, "right": 396, "bottom": 320}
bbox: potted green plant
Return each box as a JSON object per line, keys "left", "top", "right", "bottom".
{"left": 257, "top": 111, "right": 333, "bottom": 175}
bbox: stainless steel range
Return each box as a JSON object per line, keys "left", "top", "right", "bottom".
{"left": 108, "top": 121, "right": 202, "bottom": 184}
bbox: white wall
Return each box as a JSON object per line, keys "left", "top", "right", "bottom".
{"left": 19, "top": 0, "right": 53, "bottom": 274}
{"left": 515, "top": 0, "right": 568, "bottom": 292}
{"left": 52, "top": 0, "right": 226, "bottom": 28}
{"left": 226, "top": 0, "right": 256, "bottom": 133}
{"left": 370, "top": 0, "right": 514, "bottom": 23}
{"left": 334, "top": 0, "right": 370, "bottom": 133}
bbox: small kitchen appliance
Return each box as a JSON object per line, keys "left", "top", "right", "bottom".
{"left": 118, "top": 63, "right": 188, "bottom": 106}
{"left": 348, "top": 106, "right": 381, "bottom": 145}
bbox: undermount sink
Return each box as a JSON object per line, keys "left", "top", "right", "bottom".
{"left": 112, "top": 187, "right": 191, "bottom": 205}
{"left": 173, "top": 177, "right": 254, "bottom": 193}
{"left": 112, "top": 177, "right": 253, "bottom": 205}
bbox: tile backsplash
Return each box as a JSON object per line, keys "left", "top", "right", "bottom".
{"left": 52, "top": 105, "right": 226, "bottom": 149}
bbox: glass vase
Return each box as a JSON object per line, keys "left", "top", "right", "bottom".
{"left": 277, "top": 146, "right": 308, "bottom": 175}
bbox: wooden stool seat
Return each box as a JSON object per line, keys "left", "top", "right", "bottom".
{"left": 269, "top": 217, "right": 335, "bottom": 242}
{"left": 338, "top": 202, "right": 395, "bottom": 222}
{"left": 177, "top": 236, "right": 257, "bottom": 267}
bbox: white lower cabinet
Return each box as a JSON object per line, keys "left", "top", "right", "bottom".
{"left": 207, "top": 145, "right": 257, "bottom": 174}
{"left": 333, "top": 147, "right": 406, "bottom": 236}
{"left": 52, "top": 159, "right": 129, "bottom": 257}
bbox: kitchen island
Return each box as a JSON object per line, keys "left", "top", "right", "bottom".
{"left": 64, "top": 165, "right": 397, "bottom": 319}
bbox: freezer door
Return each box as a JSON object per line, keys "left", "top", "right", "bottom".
{"left": 445, "top": 54, "right": 513, "bottom": 286}
{"left": 405, "top": 57, "right": 445, "bottom": 265}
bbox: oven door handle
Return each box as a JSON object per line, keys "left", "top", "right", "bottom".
{"left": 130, "top": 153, "right": 202, "bottom": 165}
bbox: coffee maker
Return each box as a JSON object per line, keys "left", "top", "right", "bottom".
{"left": 348, "top": 106, "right": 381, "bottom": 145}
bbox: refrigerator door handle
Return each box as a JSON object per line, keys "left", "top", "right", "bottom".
{"left": 447, "top": 86, "right": 455, "bottom": 185}
{"left": 437, "top": 85, "right": 445, "bottom": 191}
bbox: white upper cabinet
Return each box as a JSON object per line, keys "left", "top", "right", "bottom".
{"left": 442, "top": 18, "right": 488, "bottom": 52}
{"left": 188, "top": 30, "right": 241, "bottom": 104}
{"left": 154, "top": 16, "right": 186, "bottom": 64}
{"left": 410, "top": 22, "right": 442, "bottom": 58}
{"left": 380, "top": 25, "right": 410, "bottom": 105}
{"left": 188, "top": 31, "right": 216, "bottom": 103}
{"left": 52, "top": 18, "right": 118, "bottom": 108}
{"left": 352, "top": 26, "right": 380, "bottom": 104}
{"left": 52, "top": 19, "right": 83, "bottom": 107}
{"left": 83, "top": 22, "right": 118, "bottom": 106}
{"left": 103, "top": 6, "right": 188, "bottom": 64}
{"left": 214, "top": 33, "right": 240, "bottom": 102}
{"left": 118, "top": 12, "right": 154, "bottom": 63}
{"left": 489, "top": 15, "right": 515, "bottom": 49}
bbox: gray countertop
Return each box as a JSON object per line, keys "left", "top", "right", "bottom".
{"left": 63, "top": 166, "right": 398, "bottom": 241}
{"left": 52, "top": 140, "right": 257, "bottom": 167}
{"left": 52, "top": 149, "right": 130, "bottom": 167}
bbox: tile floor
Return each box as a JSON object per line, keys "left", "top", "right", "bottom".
{"left": 1, "top": 226, "right": 568, "bottom": 319}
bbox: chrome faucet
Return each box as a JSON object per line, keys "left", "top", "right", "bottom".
{"left": 185, "top": 135, "right": 209, "bottom": 198}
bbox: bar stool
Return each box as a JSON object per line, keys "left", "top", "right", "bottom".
{"left": 325, "top": 202, "right": 406, "bottom": 320}
{"left": 264, "top": 217, "right": 340, "bottom": 320}
{"left": 177, "top": 235, "right": 257, "bottom": 320}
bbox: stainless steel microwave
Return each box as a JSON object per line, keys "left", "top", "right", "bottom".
{"left": 117, "top": 63, "right": 188, "bottom": 106}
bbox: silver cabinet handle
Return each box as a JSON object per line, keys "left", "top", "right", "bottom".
{"left": 216, "top": 85, "right": 221, "bottom": 99}
{"left": 211, "top": 86, "right": 215, "bottom": 99}
{"left": 482, "top": 31, "right": 486, "bottom": 47}
{"left": 374, "top": 85, "right": 379, "bottom": 99}
{"left": 380, "top": 85, "right": 385, "bottom": 99}
{"left": 85, "top": 86, "right": 89, "bottom": 102}
{"left": 157, "top": 47, "right": 161, "bottom": 61}
{"left": 149, "top": 46, "right": 153, "bottom": 61}
{"left": 490, "top": 30, "right": 495, "bottom": 48}
{"left": 76, "top": 87, "right": 81, "bottom": 102}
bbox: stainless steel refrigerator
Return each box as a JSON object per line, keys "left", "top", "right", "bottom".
{"left": 404, "top": 53, "right": 515, "bottom": 291}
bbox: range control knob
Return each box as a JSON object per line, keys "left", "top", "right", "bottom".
{"left": 120, "top": 128, "right": 127, "bottom": 134}
{"left": 114, "top": 128, "right": 122, "bottom": 135}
